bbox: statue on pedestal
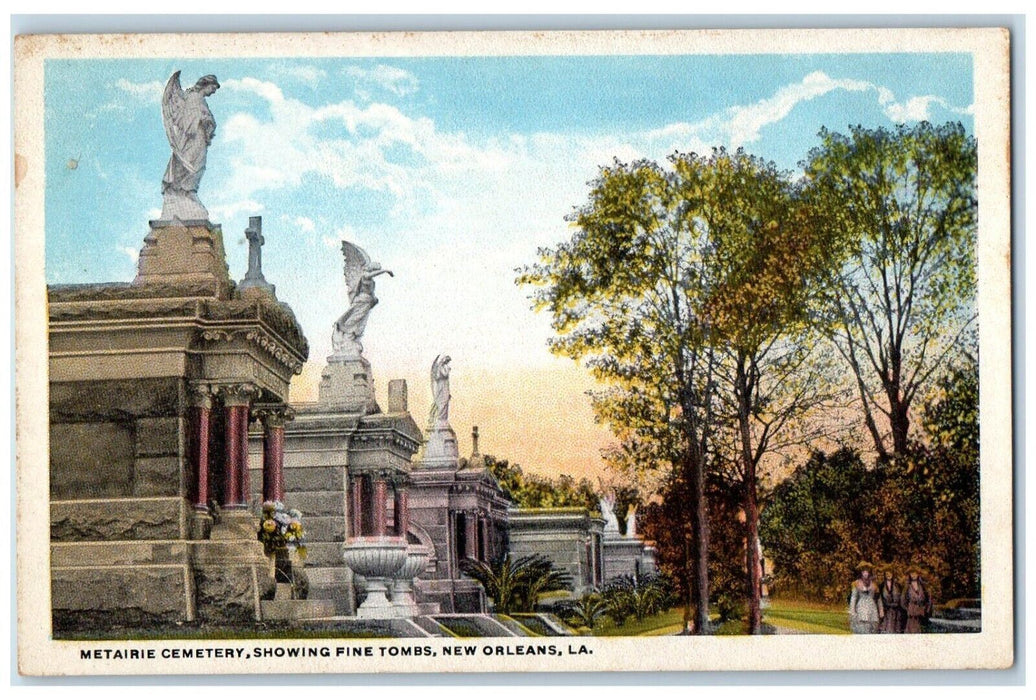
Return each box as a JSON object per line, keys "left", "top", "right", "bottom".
{"left": 429, "top": 354, "right": 452, "bottom": 426}
{"left": 160, "top": 71, "right": 220, "bottom": 221}
{"left": 331, "top": 242, "right": 393, "bottom": 358}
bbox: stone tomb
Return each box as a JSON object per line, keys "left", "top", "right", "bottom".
{"left": 507, "top": 507, "right": 605, "bottom": 597}
{"left": 49, "top": 220, "right": 309, "bottom": 631}
{"left": 408, "top": 426, "right": 512, "bottom": 614}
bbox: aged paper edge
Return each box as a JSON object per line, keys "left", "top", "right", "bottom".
{"left": 13, "top": 27, "right": 1013, "bottom": 676}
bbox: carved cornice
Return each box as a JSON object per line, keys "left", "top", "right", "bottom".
{"left": 199, "top": 327, "right": 305, "bottom": 375}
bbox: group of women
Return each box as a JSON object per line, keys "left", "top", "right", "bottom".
{"left": 848, "top": 568, "right": 933, "bottom": 634}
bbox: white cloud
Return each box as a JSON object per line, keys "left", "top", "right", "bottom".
{"left": 208, "top": 199, "right": 265, "bottom": 222}
{"left": 877, "top": 91, "right": 972, "bottom": 123}
{"left": 344, "top": 64, "right": 419, "bottom": 98}
{"left": 292, "top": 215, "right": 316, "bottom": 233}
{"left": 113, "top": 78, "right": 165, "bottom": 103}
{"left": 271, "top": 64, "right": 327, "bottom": 88}
{"left": 117, "top": 245, "right": 139, "bottom": 265}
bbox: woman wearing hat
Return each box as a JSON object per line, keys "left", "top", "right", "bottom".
{"left": 902, "top": 569, "right": 932, "bottom": 633}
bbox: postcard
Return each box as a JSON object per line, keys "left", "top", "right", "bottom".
{"left": 14, "top": 27, "right": 1012, "bottom": 675}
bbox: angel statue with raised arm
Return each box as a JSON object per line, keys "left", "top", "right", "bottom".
{"left": 160, "top": 71, "right": 220, "bottom": 221}
{"left": 332, "top": 242, "right": 394, "bottom": 358}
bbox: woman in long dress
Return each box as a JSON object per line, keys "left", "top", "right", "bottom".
{"left": 903, "top": 570, "right": 932, "bottom": 633}
{"left": 878, "top": 571, "right": 905, "bottom": 633}
{"left": 849, "top": 569, "right": 883, "bottom": 634}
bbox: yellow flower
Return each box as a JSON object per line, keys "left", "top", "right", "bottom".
{"left": 262, "top": 519, "right": 276, "bottom": 532}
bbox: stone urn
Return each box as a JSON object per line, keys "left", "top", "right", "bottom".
{"left": 341, "top": 536, "right": 407, "bottom": 618}
{"left": 390, "top": 544, "right": 432, "bottom": 617}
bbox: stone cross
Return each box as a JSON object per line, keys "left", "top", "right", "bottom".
{"left": 239, "top": 216, "right": 275, "bottom": 295}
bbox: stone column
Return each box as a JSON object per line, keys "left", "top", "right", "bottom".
{"left": 189, "top": 385, "right": 213, "bottom": 510}
{"left": 373, "top": 477, "right": 388, "bottom": 537}
{"left": 393, "top": 487, "right": 410, "bottom": 539}
{"left": 479, "top": 513, "right": 491, "bottom": 562}
{"left": 256, "top": 406, "right": 294, "bottom": 503}
{"left": 189, "top": 384, "right": 214, "bottom": 540}
{"left": 218, "top": 384, "right": 258, "bottom": 510}
{"left": 465, "top": 511, "right": 478, "bottom": 560}
{"left": 351, "top": 475, "right": 364, "bottom": 538}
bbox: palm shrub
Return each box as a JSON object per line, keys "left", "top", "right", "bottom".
{"left": 564, "top": 591, "right": 607, "bottom": 629}
{"left": 461, "top": 554, "right": 572, "bottom": 614}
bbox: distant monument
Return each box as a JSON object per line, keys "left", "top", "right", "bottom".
{"left": 160, "top": 71, "right": 220, "bottom": 221}
{"left": 420, "top": 354, "right": 459, "bottom": 466}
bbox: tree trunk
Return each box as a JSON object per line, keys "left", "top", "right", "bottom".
{"left": 683, "top": 449, "right": 711, "bottom": 634}
{"left": 736, "top": 360, "right": 763, "bottom": 634}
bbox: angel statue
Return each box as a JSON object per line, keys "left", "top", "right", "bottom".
{"left": 160, "top": 71, "right": 220, "bottom": 221}
{"left": 429, "top": 354, "right": 452, "bottom": 425}
{"left": 332, "top": 242, "right": 394, "bottom": 358}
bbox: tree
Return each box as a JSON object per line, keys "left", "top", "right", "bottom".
{"left": 482, "top": 455, "right": 599, "bottom": 512}
{"left": 687, "top": 149, "right": 839, "bottom": 633}
{"left": 519, "top": 156, "right": 720, "bottom": 633}
{"left": 803, "top": 122, "right": 977, "bottom": 460}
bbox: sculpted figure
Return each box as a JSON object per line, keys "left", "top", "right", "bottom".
{"left": 161, "top": 71, "right": 220, "bottom": 220}
{"left": 429, "top": 355, "right": 452, "bottom": 425}
{"left": 332, "top": 242, "right": 393, "bottom": 357}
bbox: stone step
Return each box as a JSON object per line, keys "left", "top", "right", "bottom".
{"left": 260, "top": 599, "right": 337, "bottom": 621}
{"left": 52, "top": 540, "right": 190, "bottom": 567}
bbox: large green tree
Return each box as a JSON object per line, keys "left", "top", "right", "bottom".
{"left": 803, "top": 122, "right": 977, "bottom": 460}
{"left": 689, "top": 150, "right": 838, "bottom": 633}
{"left": 519, "top": 156, "right": 719, "bottom": 633}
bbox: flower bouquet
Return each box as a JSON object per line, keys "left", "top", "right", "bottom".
{"left": 257, "top": 500, "right": 308, "bottom": 558}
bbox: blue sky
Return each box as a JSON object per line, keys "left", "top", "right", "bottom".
{"left": 43, "top": 53, "right": 974, "bottom": 476}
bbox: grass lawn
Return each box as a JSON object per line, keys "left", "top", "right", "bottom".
{"left": 764, "top": 598, "right": 851, "bottom": 635}
{"left": 592, "top": 607, "right": 687, "bottom": 637}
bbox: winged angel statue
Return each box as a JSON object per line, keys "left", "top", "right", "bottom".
{"left": 160, "top": 71, "right": 220, "bottom": 221}
{"left": 332, "top": 242, "right": 394, "bottom": 358}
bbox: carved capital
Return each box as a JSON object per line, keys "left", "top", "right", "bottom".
{"left": 252, "top": 403, "right": 296, "bottom": 428}
{"left": 214, "top": 382, "right": 260, "bottom": 407}
{"left": 188, "top": 382, "right": 214, "bottom": 410}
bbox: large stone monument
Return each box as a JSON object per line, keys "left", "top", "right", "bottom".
{"left": 407, "top": 361, "right": 511, "bottom": 614}
{"left": 317, "top": 242, "right": 393, "bottom": 414}
{"left": 49, "top": 71, "right": 312, "bottom": 632}
{"left": 266, "top": 241, "right": 423, "bottom": 617}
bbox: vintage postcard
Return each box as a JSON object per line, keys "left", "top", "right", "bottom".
{"left": 14, "top": 27, "right": 1012, "bottom": 675}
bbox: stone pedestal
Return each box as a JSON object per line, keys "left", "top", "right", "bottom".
{"left": 135, "top": 221, "right": 231, "bottom": 293}
{"left": 421, "top": 422, "right": 459, "bottom": 468}
{"left": 210, "top": 510, "right": 257, "bottom": 541}
{"left": 191, "top": 539, "right": 273, "bottom": 624}
{"left": 318, "top": 356, "right": 379, "bottom": 414}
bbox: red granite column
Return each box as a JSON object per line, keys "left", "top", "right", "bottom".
{"left": 373, "top": 477, "right": 388, "bottom": 537}
{"left": 222, "top": 402, "right": 242, "bottom": 508}
{"left": 189, "top": 385, "right": 213, "bottom": 511}
{"left": 237, "top": 403, "right": 252, "bottom": 506}
{"left": 260, "top": 407, "right": 293, "bottom": 503}
{"left": 219, "top": 384, "right": 257, "bottom": 509}
{"left": 350, "top": 475, "right": 364, "bottom": 538}
{"left": 393, "top": 488, "right": 410, "bottom": 538}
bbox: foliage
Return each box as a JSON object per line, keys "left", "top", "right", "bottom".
{"left": 257, "top": 501, "right": 307, "bottom": 558}
{"left": 598, "top": 573, "right": 677, "bottom": 627}
{"left": 460, "top": 554, "right": 573, "bottom": 615}
{"left": 483, "top": 455, "right": 600, "bottom": 513}
{"left": 760, "top": 355, "right": 979, "bottom": 605}
{"left": 803, "top": 122, "right": 978, "bottom": 459}
{"left": 561, "top": 591, "right": 608, "bottom": 630}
